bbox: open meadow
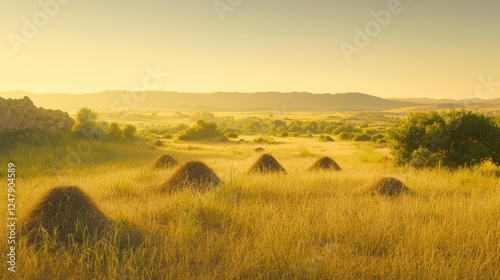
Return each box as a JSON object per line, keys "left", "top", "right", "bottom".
{"left": 3, "top": 1, "right": 500, "bottom": 278}
{"left": 1, "top": 122, "right": 499, "bottom": 279}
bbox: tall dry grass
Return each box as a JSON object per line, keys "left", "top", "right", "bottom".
{"left": 1, "top": 138, "right": 499, "bottom": 279}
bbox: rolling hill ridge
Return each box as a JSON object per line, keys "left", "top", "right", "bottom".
{"left": 0, "top": 91, "right": 414, "bottom": 112}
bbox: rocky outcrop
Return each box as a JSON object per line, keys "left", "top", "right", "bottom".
{"left": 0, "top": 96, "right": 74, "bottom": 134}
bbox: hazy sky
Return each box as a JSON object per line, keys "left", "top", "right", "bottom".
{"left": 1, "top": 0, "right": 499, "bottom": 99}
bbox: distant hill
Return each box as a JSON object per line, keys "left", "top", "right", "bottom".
{"left": 389, "top": 97, "right": 500, "bottom": 112}
{"left": 389, "top": 97, "right": 500, "bottom": 105}
{"left": 0, "top": 91, "right": 415, "bottom": 112}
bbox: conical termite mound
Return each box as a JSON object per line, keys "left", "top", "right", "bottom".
{"left": 150, "top": 154, "right": 179, "bottom": 169}
{"left": 217, "top": 135, "right": 230, "bottom": 143}
{"left": 22, "top": 186, "right": 113, "bottom": 247}
{"left": 160, "top": 161, "right": 222, "bottom": 192}
{"left": 308, "top": 156, "right": 341, "bottom": 171}
{"left": 369, "top": 177, "right": 414, "bottom": 197}
{"left": 321, "top": 135, "right": 334, "bottom": 142}
{"left": 248, "top": 154, "right": 286, "bottom": 174}
{"left": 153, "top": 140, "right": 164, "bottom": 147}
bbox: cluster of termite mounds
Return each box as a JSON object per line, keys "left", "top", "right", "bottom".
{"left": 21, "top": 153, "right": 413, "bottom": 249}
{"left": 153, "top": 153, "right": 413, "bottom": 197}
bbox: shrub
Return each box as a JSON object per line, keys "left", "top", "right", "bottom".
{"left": 73, "top": 107, "right": 98, "bottom": 136}
{"left": 253, "top": 135, "right": 276, "bottom": 144}
{"left": 162, "top": 133, "right": 173, "bottom": 139}
{"left": 371, "top": 133, "right": 385, "bottom": 142}
{"left": 298, "top": 146, "right": 313, "bottom": 157}
{"left": 122, "top": 124, "right": 137, "bottom": 139}
{"left": 279, "top": 131, "right": 289, "bottom": 137}
{"left": 339, "top": 132, "right": 355, "bottom": 140}
{"left": 333, "top": 125, "right": 362, "bottom": 135}
{"left": 106, "top": 122, "right": 121, "bottom": 139}
{"left": 224, "top": 131, "right": 238, "bottom": 138}
{"left": 388, "top": 109, "right": 500, "bottom": 168}
{"left": 190, "top": 112, "right": 216, "bottom": 121}
{"left": 353, "top": 133, "right": 371, "bottom": 141}
{"left": 178, "top": 120, "right": 222, "bottom": 141}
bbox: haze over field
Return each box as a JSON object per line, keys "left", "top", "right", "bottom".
{"left": 1, "top": 0, "right": 500, "bottom": 100}
{"left": 1, "top": 91, "right": 500, "bottom": 112}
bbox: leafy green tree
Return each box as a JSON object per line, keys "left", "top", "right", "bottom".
{"left": 388, "top": 109, "right": 500, "bottom": 168}
{"left": 371, "top": 133, "right": 385, "bottom": 142}
{"left": 339, "top": 132, "right": 355, "bottom": 140}
{"left": 353, "top": 133, "right": 371, "bottom": 141}
{"left": 191, "top": 112, "right": 216, "bottom": 121}
{"left": 224, "top": 130, "right": 238, "bottom": 138}
{"left": 73, "top": 107, "right": 98, "bottom": 136}
{"left": 304, "top": 121, "right": 318, "bottom": 133}
{"left": 245, "top": 121, "right": 262, "bottom": 134}
{"left": 122, "top": 124, "right": 137, "bottom": 139}
{"left": 178, "top": 120, "right": 222, "bottom": 141}
{"left": 269, "top": 119, "right": 287, "bottom": 136}
{"left": 107, "top": 122, "right": 121, "bottom": 139}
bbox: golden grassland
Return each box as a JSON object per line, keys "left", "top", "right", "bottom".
{"left": 1, "top": 137, "right": 500, "bottom": 279}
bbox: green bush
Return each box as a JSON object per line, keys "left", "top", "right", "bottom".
{"left": 371, "top": 133, "right": 385, "bottom": 142}
{"left": 178, "top": 120, "right": 222, "bottom": 141}
{"left": 339, "top": 132, "right": 355, "bottom": 140}
{"left": 353, "top": 133, "right": 371, "bottom": 141}
{"left": 106, "top": 122, "right": 121, "bottom": 139}
{"left": 253, "top": 135, "right": 276, "bottom": 144}
{"left": 279, "top": 131, "right": 289, "bottom": 137}
{"left": 333, "top": 125, "right": 362, "bottom": 135}
{"left": 73, "top": 107, "right": 98, "bottom": 136}
{"left": 224, "top": 131, "right": 239, "bottom": 138}
{"left": 388, "top": 109, "right": 500, "bottom": 168}
{"left": 162, "top": 133, "right": 173, "bottom": 139}
{"left": 122, "top": 124, "right": 137, "bottom": 139}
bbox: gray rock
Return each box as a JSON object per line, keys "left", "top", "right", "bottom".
{"left": 0, "top": 96, "right": 75, "bottom": 134}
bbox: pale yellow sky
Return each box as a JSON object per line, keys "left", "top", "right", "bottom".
{"left": 1, "top": 0, "right": 499, "bottom": 99}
